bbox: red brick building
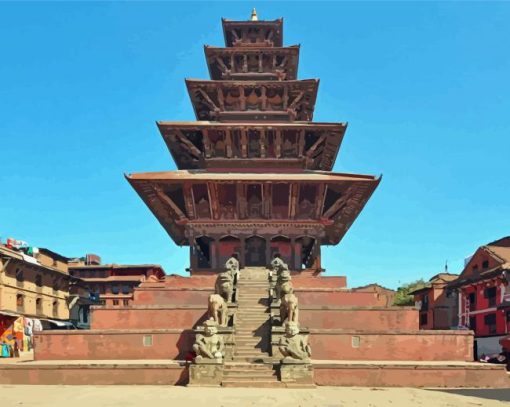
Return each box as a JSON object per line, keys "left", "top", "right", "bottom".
{"left": 68, "top": 263, "right": 165, "bottom": 307}
{"left": 410, "top": 273, "right": 459, "bottom": 330}
{"left": 448, "top": 237, "right": 510, "bottom": 356}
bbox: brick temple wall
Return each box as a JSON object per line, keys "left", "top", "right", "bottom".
{"left": 299, "top": 306, "right": 418, "bottom": 330}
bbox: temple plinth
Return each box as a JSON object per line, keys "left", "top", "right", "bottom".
{"left": 127, "top": 15, "right": 380, "bottom": 275}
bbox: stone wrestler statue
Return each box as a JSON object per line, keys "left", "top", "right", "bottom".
{"left": 193, "top": 318, "right": 225, "bottom": 362}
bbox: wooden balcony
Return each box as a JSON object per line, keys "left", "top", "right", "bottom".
{"left": 205, "top": 46, "right": 299, "bottom": 81}
{"left": 186, "top": 79, "right": 319, "bottom": 122}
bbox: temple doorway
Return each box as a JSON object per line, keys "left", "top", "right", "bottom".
{"left": 245, "top": 236, "right": 266, "bottom": 267}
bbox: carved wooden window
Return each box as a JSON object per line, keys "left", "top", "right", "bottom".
{"left": 247, "top": 130, "right": 260, "bottom": 157}
{"left": 52, "top": 300, "right": 58, "bottom": 316}
{"left": 192, "top": 184, "right": 211, "bottom": 219}
{"left": 297, "top": 184, "right": 317, "bottom": 219}
{"left": 209, "top": 130, "right": 226, "bottom": 157}
{"left": 272, "top": 183, "right": 289, "bottom": 219}
{"left": 218, "top": 184, "right": 237, "bottom": 219}
{"left": 35, "top": 274, "right": 42, "bottom": 287}
{"left": 247, "top": 184, "right": 263, "bottom": 218}
{"left": 282, "top": 131, "right": 297, "bottom": 158}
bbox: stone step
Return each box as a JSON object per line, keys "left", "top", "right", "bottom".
{"left": 223, "top": 370, "right": 276, "bottom": 378}
{"left": 222, "top": 380, "right": 283, "bottom": 388}
{"left": 224, "top": 363, "right": 270, "bottom": 370}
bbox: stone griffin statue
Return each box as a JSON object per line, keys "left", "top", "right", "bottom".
{"left": 208, "top": 294, "right": 228, "bottom": 327}
{"left": 280, "top": 283, "right": 299, "bottom": 324}
{"left": 225, "top": 253, "right": 240, "bottom": 284}
{"left": 192, "top": 318, "right": 225, "bottom": 363}
{"left": 270, "top": 254, "right": 288, "bottom": 279}
{"left": 215, "top": 271, "right": 233, "bottom": 303}
{"left": 278, "top": 322, "right": 311, "bottom": 363}
{"left": 274, "top": 268, "right": 292, "bottom": 301}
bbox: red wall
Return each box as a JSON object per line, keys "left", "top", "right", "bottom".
{"left": 295, "top": 289, "right": 382, "bottom": 307}
{"left": 133, "top": 288, "right": 213, "bottom": 305}
{"left": 91, "top": 307, "right": 208, "bottom": 330}
{"left": 460, "top": 281, "right": 506, "bottom": 337}
{"left": 33, "top": 330, "right": 194, "bottom": 360}
{"left": 309, "top": 330, "right": 474, "bottom": 361}
{"left": 299, "top": 307, "right": 418, "bottom": 330}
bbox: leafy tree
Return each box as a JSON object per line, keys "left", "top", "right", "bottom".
{"left": 393, "top": 279, "right": 427, "bottom": 306}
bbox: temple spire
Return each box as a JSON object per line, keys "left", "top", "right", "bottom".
{"left": 250, "top": 8, "right": 258, "bottom": 21}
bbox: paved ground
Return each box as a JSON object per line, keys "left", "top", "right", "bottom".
{"left": 1, "top": 385, "right": 509, "bottom": 407}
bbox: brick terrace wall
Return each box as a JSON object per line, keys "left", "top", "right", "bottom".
{"left": 91, "top": 306, "right": 208, "bottom": 330}
{"left": 291, "top": 276, "right": 347, "bottom": 289}
{"left": 33, "top": 329, "right": 194, "bottom": 360}
{"left": 309, "top": 330, "right": 474, "bottom": 361}
{"left": 313, "top": 363, "right": 508, "bottom": 388}
{"left": 133, "top": 288, "right": 213, "bottom": 305}
{"left": 299, "top": 307, "right": 418, "bottom": 331}
{"left": 295, "top": 289, "right": 381, "bottom": 307}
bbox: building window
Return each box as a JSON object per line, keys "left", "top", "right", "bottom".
{"left": 482, "top": 260, "right": 489, "bottom": 269}
{"left": 485, "top": 287, "right": 497, "bottom": 308}
{"left": 484, "top": 313, "right": 497, "bottom": 335}
{"left": 469, "top": 316, "right": 477, "bottom": 332}
{"left": 35, "top": 274, "right": 42, "bottom": 287}
{"left": 52, "top": 279, "right": 59, "bottom": 292}
{"left": 111, "top": 286, "right": 120, "bottom": 295}
{"left": 36, "top": 298, "right": 43, "bottom": 314}
{"left": 15, "top": 268, "right": 24, "bottom": 282}
{"left": 82, "top": 305, "right": 89, "bottom": 324}
{"left": 468, "top": 292, "right": 476, "bottom": 308}
{"left": 123, "top": 299, "right": 129, "bottom": 306}
{"left": 472, "top": 264, "right": 479, "bottom": 273}
{"left": 52, "top": 301, "right": 58, "bottom": 317}
{"left": 421, "top": 295, "right": 429, "bottom": 311}
{"left": 420, "top": 313, "right": 428, "bottom": 326}
{"left": 121, "top": 285, "right": 130, "bottom": 295}
{"left": 16, "top": 294, "right": 24, "bottom": 308}
{"left": 113, "top": 299, "right": 119, "bottom": 306}
{"left": 506, "top": 311, "right": 510, "bottom": 323}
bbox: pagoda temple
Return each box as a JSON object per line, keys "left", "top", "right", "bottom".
{"left": 127, "top": 13, "right": 380, "bottom": 274}
{"left": 2, "top": 11, "right": 507, "bottom": 389}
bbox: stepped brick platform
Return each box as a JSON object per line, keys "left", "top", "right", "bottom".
{"left": 1, "top": 359, "right": 507, "bottom": 388}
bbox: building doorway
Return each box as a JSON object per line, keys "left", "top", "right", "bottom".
{"left": 245, "top": 236, "right": 266, "bottom": 267}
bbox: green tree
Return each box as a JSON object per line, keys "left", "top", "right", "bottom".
{"left": 393, "top": 279, "right": 427, "bottom": 306}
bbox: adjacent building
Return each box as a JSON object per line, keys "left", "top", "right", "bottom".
{"left": 448, "top": 236, "right": 510, "bottom": 356}
{"left": 68, "top": 263, "right": 165, "bottom": 307}
{"left": 410, "top": 273, "right": 459, "bottom": 330}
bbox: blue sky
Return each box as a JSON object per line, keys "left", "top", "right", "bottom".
{"left": 1, "top": 2, "right": 509, "bottom": 289}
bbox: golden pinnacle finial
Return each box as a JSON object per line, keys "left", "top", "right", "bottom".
{"left": 250, "top": 8, "right": 258, "bottom": 21}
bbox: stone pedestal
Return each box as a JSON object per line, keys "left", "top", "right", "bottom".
{"left": 279, "top": 360, "right": 314, "bottom": 386}
{"left": 188, "top": 361, "right": 224, "bottom": 386}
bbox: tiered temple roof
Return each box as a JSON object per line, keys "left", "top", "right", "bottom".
{"left": 127, "top": 13, "right": 380, "bottom": 273}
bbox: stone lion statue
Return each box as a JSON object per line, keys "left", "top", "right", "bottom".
{"left": 215, "top": 271, "right": 233, "bottom": 303}
{"left": 274, "top": 269, "right": 292, "bottom": 301}
{"left": 207, "top": 294, "right": 228, "bottom": 327}
{"left": 193, "top": 318, "right": 225, "bottom": 362}
{"left": 278, "top": 322, "right": 311, "bottom": 362}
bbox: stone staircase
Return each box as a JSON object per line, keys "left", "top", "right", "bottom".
{"left": 222, "top": 267, "right": 282, "bottom": 387}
